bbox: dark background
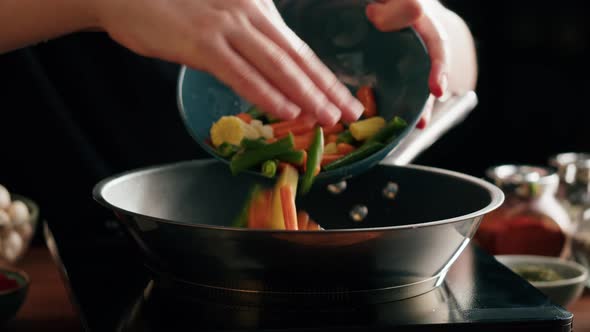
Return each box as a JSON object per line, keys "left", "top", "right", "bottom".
{"left": 0, "top": 1, "right": 589, "bottom": 243}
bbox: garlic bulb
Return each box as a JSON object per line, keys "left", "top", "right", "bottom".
{"left": 7, "top": 200, "right": 29, "bottom": 225}
{"left": 2, "top": 231, "right": 23, "bottom": 262}
{"left": 0, "top": 184, "right": 10, "bottom": 210}
{"left": 0, "top": 210, "right": 10, "bottom": 227}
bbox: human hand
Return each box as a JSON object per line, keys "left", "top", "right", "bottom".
{"left": 95, "top": 0, "right": 363, "bottom": 127}
{"left": 365, "top": 0, "right": 449, "bottom": 128}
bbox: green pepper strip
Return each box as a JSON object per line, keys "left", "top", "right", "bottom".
{"left": 363, "top": 116, "right": 407, "bottom": 146}
{"left": 261, "top": 160, "right": 278, "bottom": 178}
{"left": 300, "top": 127, "right": 324, "bottom": 194}
{"left": 216, "top": 142, "right": 239, "bottom": 158}
{"left": 323, "top": 142, "right": 385, "bottom": 171}
{"left": 230, "top": 134, "right": 294, "bottom": 175}
{"left": 232, "top": 184, "right": 262, "bottom": 228}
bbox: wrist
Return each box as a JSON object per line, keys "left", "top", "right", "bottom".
{"left": 69, "top": 0, "right": 103, "bottom": 32}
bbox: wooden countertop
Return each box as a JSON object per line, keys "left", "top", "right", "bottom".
{"left": 2, "top": 245, "right": 590, "bottom": 331}
{"left": 2, "top": 245, "right": 82, "bottom": 332}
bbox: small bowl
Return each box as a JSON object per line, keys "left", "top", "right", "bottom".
{"left": 177, "top": 0, "right": 430, "bottom": 183}
{"left": 495, "top": 255, "right": 588, "bottom": 307}
{"left": 0, "top": 194, "right": 39, "bottom": 264}
{"left": 0, "top": 266, "right": 29, "bottom": 324}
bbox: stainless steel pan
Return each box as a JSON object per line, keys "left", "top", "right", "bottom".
{"left": 93, "top": 93, "right": 504, "bottom": 306}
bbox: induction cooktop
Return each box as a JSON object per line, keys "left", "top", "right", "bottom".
{"left": 43, "top": 220, "right": 573, "bottom": 332}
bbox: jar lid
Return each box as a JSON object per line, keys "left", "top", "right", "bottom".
{"left": 549, "top": 152, "right": 590, "bottom": 185}
{"left": 486, "top": 165, "right": 558, "bottom": 198}
{"left": 549, "top": 152, "right": 590, "bottom": 168}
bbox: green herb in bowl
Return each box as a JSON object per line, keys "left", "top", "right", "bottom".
{"left": 512, "top": 265, "right": 563, "bottom": 282}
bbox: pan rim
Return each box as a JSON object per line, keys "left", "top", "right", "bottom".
{"left": 92, "top": 159, "right": 504, "bottom": 233}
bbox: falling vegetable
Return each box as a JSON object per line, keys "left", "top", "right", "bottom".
{"left": 300, "top": 127, "right": 324, "bottom": 194}
{"left": 280, "top": 186, "right": 298, "bottom": 230}
{"left": 261, "top": 160, "right": 278, "bottom": 178}
{"left": 270, "top": 164, "right": 299, "bottom": 229}
{"left": 230, "top": 134, "right": 295, "bottom": 175}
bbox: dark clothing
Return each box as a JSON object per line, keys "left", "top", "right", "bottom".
{"left": 0, "top": 33, "right": 207, "bottom": 243}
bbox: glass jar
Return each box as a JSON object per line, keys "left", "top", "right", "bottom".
{"left": 474, "top": 165, "right": 573, "bottom": 257}
{"left": 549, "top": 152, "right": 590, "bottom": 225}
{"left": 554, "top": 157, "right": 590, "bottom": 286}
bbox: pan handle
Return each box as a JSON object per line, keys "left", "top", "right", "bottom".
{"left": 381, "top": 91, "right": 478, "bottom": 166}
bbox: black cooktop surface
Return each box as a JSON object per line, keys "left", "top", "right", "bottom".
{"left": 44, "top": 221, "right": 573, "bottom": 332}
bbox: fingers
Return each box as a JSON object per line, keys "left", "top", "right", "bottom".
{"left": 228, "top": 21, "right": 344, "bottom": 126}
{"left": 205, "top": 39, "right": 302, "bottom": 121}
{"left": 412, "top": 7, "right": 449, "bottom": 98}
{"left": 365, "top": 0, "right": 449, "bottom": 98}
{"left": 365, "top": 0, "right": 424, "bottom": 32}
{"left": 250, "top": 7, "right": 364, "bottom": 123}
{"left": 416, "top": 94, "right": 434, "bottom": 129}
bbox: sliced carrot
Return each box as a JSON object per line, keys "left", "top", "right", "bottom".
{"left": 266, "top": 137, "right": 278, "bottom": 143}
{"left": 294, "top": 132, "right": 314, "bottom": 150}
{"left": 307, "top": 219, "right": 321, "bottom": 231}
{"left": 275, "top": 123, "right": 314, "bottom": 138}
{"left": 271, "top": 114, "right": 316, "bottom": 134}
{"left": 247, "top": 198, "right": 259, "bottom": 229}
{"left": 270, "top": 120, "right": 296, "bottom": 131}
{"left": 300, "top": 150, "right": 308, "bottom": 173}
{"left": 259, "top": 190, "right": 273, "bottom": 229}
{"left": 278, "top": 162, "right": 290, "bottom": 173}
{"left": 235, "top": 113, "right": 253, "bottom": 124}
{"left": 337, "top": 143, "right": 356, "bottom": 155}
{"left": 248, "top": 190, "right": 267, "bottom": 229}
{"left": 321, "top": 154, "right": 345, "bottom": 166}
{"left": 356, "top": 86, "right": 377, "bottom": 117}
{"left": 326, "top": 134, "right": 339, "bottom": 144}
{"left": 322, "top": 123, "right": 344, "bottom": 135}
{"left": 297, "top": 211, "right": 310, "bottom": 231}
{"left": 280, "top": 186, "right": 298, "bottom": 230}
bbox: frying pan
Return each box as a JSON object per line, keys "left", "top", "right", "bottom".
{"left": 93, "top": 155, "right": 503, "bottom": 306}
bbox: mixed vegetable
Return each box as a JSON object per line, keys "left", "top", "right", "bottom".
{"left": 232, "top": 164, "right": 322, "bottom": 230}
{"left": 208, "top": 86, "right": 408, "bottom": 196}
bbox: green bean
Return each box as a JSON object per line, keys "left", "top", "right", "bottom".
{"left": 241, "top": 138, "right": 267, "bottom": 150}
{"left": 300, "top": 127, "right": 324, "bottom": 194}
{"left": 230, "top": 134, "right": 294, "bottom": 175}
{"left": 261, "top": 160, "right": 278, "bottom": 178}
{"left": 277, "top": 150, "right": 305, "bottom": 165}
